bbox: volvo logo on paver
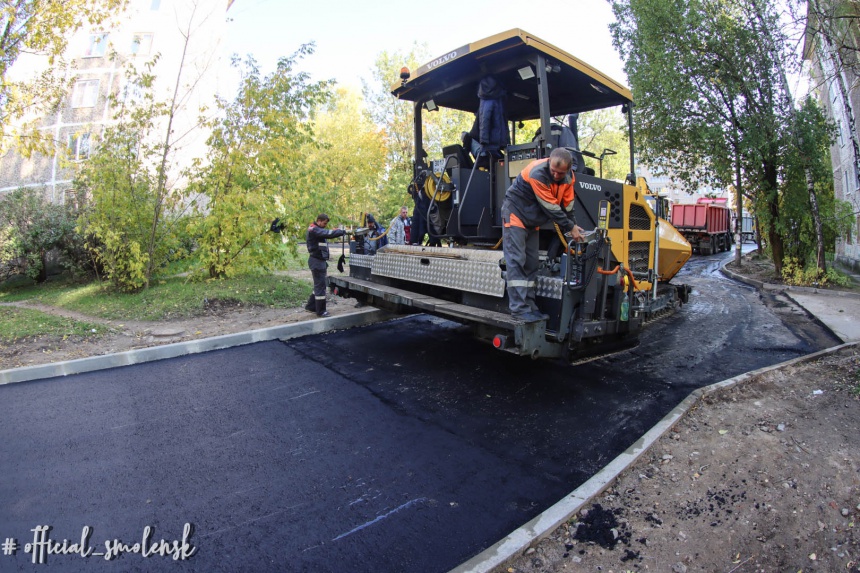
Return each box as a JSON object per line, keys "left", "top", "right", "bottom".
{"left": 580, "top": 182, "right": 602, "bottom": 191}
{"left": 428, "top": 51, "right": 458, "bottom": 70}
{"left": 417, "top": 45, "right": 470, "bottom": 75}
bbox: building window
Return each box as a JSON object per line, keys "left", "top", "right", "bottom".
{"left": 150, "top": 0, "right": 161, "bottom": 9}
{"left": 131, "top": 33, "right": 153, "bottom": 55}
{"left": 85, "top": 33, "right": 108, "bottom": 57}
{"left": 71, "top": 79, "right": 100, "bottom": 108}
{"left": 67, "top": 132, "right": 92, "bottom": 161}
{"left": 121, "top": 82, "right": 145, "bottom": 106}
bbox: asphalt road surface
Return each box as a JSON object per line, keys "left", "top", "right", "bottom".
{"left": 0, "top": 250, "right": 838, "bottom": 572}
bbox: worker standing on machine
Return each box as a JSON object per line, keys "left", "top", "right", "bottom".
{"left": 362, "top": 213, "right": 388, "bottom": 254}
{"left": 305, "top": 213, "right": 348, "bottom": 317}
{"left": 502, "top": 148, "right": 584, "bottom": 322}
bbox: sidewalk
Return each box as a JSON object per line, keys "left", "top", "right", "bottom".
{"left": 720, "top": 264, "right": 860, "bottom": 343}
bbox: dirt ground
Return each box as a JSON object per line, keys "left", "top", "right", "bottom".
{"left": 2, "top": 258, "right": 860, "bottom": 573}
{"left": 500, "top": 346, "right": 860, "bottom": 573}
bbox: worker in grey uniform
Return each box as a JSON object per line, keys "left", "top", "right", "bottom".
{"left": 502, "top": 148, "right": 584, "bottom": 322}
{"left": 305, "top": 213, "right": 348, "bottom": 317}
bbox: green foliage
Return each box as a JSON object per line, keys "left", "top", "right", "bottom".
{"left": 1, "top": 272, "right": 310, "bottom": 321}
{"left": 307, "top": 86, "right": 388, "bottom": 222}
{"left": 74, "top": 111, "right": 179, "bottom": 291}
{"left": 0, "top": 188, "right": 79, "bottom": 282}
{"left": 363, "top": 47, "right": 425, "bottom": 174}
{"left": 75, "top": 52, "right": 195, "bottom": 291}
{"left": 0, "top": 306, "right": 108, "bottom": 342}
{"left": 0, "top": 0, "right": 127, "bottom": 155}
{"left": 187, "top": 47, "right": 333, "bottom": 279}
{"left": 577, "top": 108, "right": 631, "bottom": 181}
{"left": 780, "top": 255, "right": 851, "bottom": 287}
{"left": 780, "top": 96, "right": 842, "bottom": 268}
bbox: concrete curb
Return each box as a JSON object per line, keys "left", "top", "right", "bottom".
{"left": 450, "top": 340, "right": 860, "bottom": 573}
{"left": 0, "top": 308, "right": 390, "bottom": 386}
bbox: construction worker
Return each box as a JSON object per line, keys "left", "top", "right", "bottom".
{"left": 362, "top": 213, "right": 388, "bottom": 254}
{"left": 389, "top": 206, "right": 410, "bottom": 245}
{"left": 305, "top": 213, "right": 348, "bottom": 317}
{"left": 502, "top": 148, "right": 584, "bottom": 322}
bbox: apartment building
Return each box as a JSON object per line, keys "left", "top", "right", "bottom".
{"left": 804, "top": 4, "right": 860, "bottom": 273}
{"left": 0, "top": 0, "right": 233, "bottom": 203}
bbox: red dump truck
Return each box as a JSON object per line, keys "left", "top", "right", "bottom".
{"left": 670, "top": 198, "right": 733, "bottom": 255}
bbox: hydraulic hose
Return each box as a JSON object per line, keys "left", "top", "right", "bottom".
{"left": 553, "top": 223, "right": 575, "bottom": 255}
{"left": 366, "top": 226, "right": 390, "bottom": 241}
{"left": 624, "top": 266, "right": 638, "bottom": 290}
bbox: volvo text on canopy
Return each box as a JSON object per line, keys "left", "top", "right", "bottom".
{"left": 329, "top": 29, "right": 692, "bottom": 362}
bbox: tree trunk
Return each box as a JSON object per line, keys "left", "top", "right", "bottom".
{"left": 734, "top": 141, "right": 743, "bottom": 266}
{"left": 764, "top": 155, "right": 784, "bottom": 274}
{"left": 806, "top": 168, "right": 827, "bottom": 272}
{"left": 754, "top": 214, "right": 764, "bottom": 253}
{"left": 37, "top": 251, "right": 48, "bottom": 283}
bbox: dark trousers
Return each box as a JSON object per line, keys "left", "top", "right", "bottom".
{"left": 308, "top": 257, "right": 328, "bottom": 299}
{"left": 411, "top": 206, "right": 427, "bottom": 245}
{"left": 501, "top": 203, "right": 539, "bottom": 316}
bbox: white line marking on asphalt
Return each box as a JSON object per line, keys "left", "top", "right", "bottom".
{"left": 331, "top": 497, "right": 428, "bottom": 541}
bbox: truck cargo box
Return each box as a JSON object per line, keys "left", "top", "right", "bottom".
{"left": 670, "top": 203, "right": 730, "bottom": 233}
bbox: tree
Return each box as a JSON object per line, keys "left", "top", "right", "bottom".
{"left": 76, "top": 0, "right": 222, "bottom": 290}
{"left": 610, "top": 0, "right": 805, "bottom": 273}
{"left": 74, "top": 86, "right": 177, "bottom": 291}
{"left": 186, "top": 48, "right": 333, "bottom": 279}
{"left": 0, "top": 0, "right": 126, "bottom": 154}
{"left": 306, "top": 86, "right": 387, "bottom": 224}
{"left": 782, "top": 95, "right": 847, "bottom": 272}
{"left": 577, "top": 108, "right": 631, "bottom": 181}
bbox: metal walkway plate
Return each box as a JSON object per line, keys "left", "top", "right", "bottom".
{"left": 330, "top": 276, "right": 522, "bottom": 331}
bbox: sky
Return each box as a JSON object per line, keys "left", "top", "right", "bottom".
{"left": 221, "top": 0, "right": 627, "bottom": 94}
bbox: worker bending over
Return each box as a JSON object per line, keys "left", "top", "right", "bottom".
{"left": 502, "top": 148, "right": 584, "bottom": 322}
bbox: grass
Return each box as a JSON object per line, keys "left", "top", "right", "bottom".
{"left": 0, "top": 247, "right": 315, "bottom": 341}
{"left": 852, "top": 368, "right": 860, "bottom": 398}
{"left": 0, "top": 307, "right": 109, "bottom": 343}
{"left": 0, "top": 272, "right": 311, "bottom": 322}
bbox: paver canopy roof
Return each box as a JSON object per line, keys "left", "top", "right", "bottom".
{"left": 391, "top": 28, "right": 632, "bottom": 121}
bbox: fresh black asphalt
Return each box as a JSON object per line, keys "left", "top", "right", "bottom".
{"left": 0, "top": 254, "right": 839, "bottom": 572}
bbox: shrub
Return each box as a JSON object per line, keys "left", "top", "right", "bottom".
{"left": 781, "top": 255, "right": 851, "bottom": 287}
{"left": 0, "top": 188, "right": 79, "bottom": 282}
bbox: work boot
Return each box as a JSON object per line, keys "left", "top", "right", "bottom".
{"left": 528, "top": 303, "right": 549, "bottom": 321}
{"left": 304, "top": 293, "right": 315, "bottom": 312}
{"left": 315, "top": 298, "right": 330, "bottom": 317}
{"left": 512, "top": 310, "right": 546, "bottom": 323}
